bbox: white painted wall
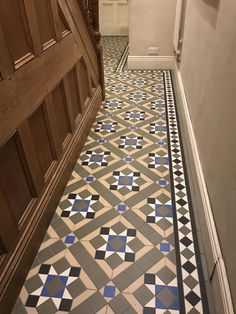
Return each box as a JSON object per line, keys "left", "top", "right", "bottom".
{"left": 180, "top": 0, "right": 236, "bottom": 311}
{"left": 128, "top": 0, "right": 177, "bottom": 57}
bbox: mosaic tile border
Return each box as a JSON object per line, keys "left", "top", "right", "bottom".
{"left": 115, "top": 42, "right": 129, "bottom": 73}
{"left": 163, "top": 70, "right": 209, "bottom": 313}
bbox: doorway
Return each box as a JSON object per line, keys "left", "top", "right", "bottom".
{"left": 99, "top": 0, "right": 129, "bottom": 36}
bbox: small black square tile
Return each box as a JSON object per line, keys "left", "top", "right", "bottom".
{"left": 59, "top": 299, "right": 73, "bottom": 311}
{"left": 144, "top": 274, "right": 155, "bottom": 284}
{"left": 127, "top": 229, "right": 136, "bottom": 237}
{"left": 147, "top": 216, "right": 155, "bottom": 223}
{"left": 69, "top": 267, "right": 81, "bottom": 277}
{"left": 125, "top": 253, "right": 135, "bottom": 262}
{"left": 100, "top": 227, "right": 110, "bottom": 235}
{"left": 25, "top": 295, "right": 39, "bottom": 307}
{"left": 61, "top": 211, "right": 70, "bottom": 218}
{"left": 147, "top": 198, "right": 155, "bottom": 204}
{"left": 92, "top": 195, "right": 100, "bottom": 201}
{"left": 68, "top": 194, "right": 76, "bottom": 199}
{"left": 86, "top": 212, "right": 95, "bottom": 219}
{"left": 110, "top": 185, "right": 118, "bottom": 190}
{"left": 95, "top": 251, "right": 106, "bottom": 259}
{"left": 39, "top": 264, "right": 51, "bottom": 274}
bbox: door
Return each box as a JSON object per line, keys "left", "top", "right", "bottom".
{"left": 99, "top": 0, "right": 129, "bottom": 36}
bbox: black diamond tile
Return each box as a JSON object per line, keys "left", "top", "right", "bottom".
{"left": 179, "top": 216, "right": 190, "bottom": 225}
{"left": 180, "top": 236, "right": 192, "bottom": 247}
{"left": 186, "top": 291, "right": 201, "bottom": 306}
{"left": 177, "top": 199, "right": 187, "bottom": 206}
{"left": 183, "top": 261, "right": 196, "bottom": 274}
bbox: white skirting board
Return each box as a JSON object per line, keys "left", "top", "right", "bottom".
{"left": 127, "top": 55, "right": 176, "bottom": 70}
{"left": 175, "top": 66, "right": 234, "bottom": 314}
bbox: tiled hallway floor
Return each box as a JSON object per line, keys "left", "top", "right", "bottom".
{"left": 13, "top": 37, "right": 209, "bottom": 314}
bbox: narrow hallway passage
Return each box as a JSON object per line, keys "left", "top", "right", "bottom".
{"left": 13, "top": 37, "right": 209, "bottom": 314}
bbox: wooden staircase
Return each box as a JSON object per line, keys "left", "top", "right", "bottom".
{"left": 0, "top": 1, "right": 104, "bottom": 312}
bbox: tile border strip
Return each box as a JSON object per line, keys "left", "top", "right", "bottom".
{"left": 115, "top": 42, "right": 129, "bottom": 73}
{"left": 164, "top": 70, "right": 209, "bottom": 313}
{"left": 175, "top": 68, "right": 234, "bottom": 314}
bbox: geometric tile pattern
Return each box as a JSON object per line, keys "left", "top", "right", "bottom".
{"left": 110, "top": 170, "right": 141, "bottom": 191}
{"left": 61, "top": 194, "right": 99, "bottom": 219}
{"left": 144, "top": 273, "right": 179, "bottom": 312}
{"left": 25, "top": 264, "right": 81, "bottom": 312}
{"left": 95, "top": 227, "right": 136, "bottom": 262}
{"left": 81, "top": 150, "right": 111, "bottom": 167}
{"left": 13, "top": 36, "right": 209, "bottom": 314}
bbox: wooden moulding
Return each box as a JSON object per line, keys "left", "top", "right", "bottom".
{"left": 0, "top": 86, "right": 102, "bottom": 314}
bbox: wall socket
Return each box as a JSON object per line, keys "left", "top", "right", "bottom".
{"left": 148, "top": 47, "right": 159, "bottom": 56}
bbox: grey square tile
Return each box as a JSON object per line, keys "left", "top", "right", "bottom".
{"left": 134, "top": 285, "right": 153, "bottom": 306}
{"left": 109, "top": 294, "right": 131, "bottom": 314}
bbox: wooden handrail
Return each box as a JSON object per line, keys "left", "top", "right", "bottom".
{"left": 78, "top": 0, "right": 101, "bottom": 47}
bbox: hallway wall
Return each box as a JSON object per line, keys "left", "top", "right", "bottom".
{"left": 180, "top": 0, "right": 236, "bottom": 310}
{"left": 129, "top": 0, "right": 177, "bottom": 56}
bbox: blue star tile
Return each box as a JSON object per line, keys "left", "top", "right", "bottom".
{"left": 98, "top": 139, "right": 107, "bottom": 144}
{"left": 104, "top": 286, "right": 116, "bottom": 298}
{"left": 159, "top": 179, "right": 167, "bottom": 187}
{"left": 86, "top": 175, "right": 94, "bottom": 183}
{"left": 123, "top": 156, "right": 134, "bottom": 163}
{"left": 160, "top": 242, "right": 170, "bottom": 252}
{"left": 64, "top": 235, "right": 76, "bottom": 245}
{"left": 117, "top": 203, "right": 127, "bottom": 212}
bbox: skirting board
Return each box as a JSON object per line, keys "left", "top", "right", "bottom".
{"left": 174, "top": 66, "right": 234, "bottom": 314}
{"left": 127, "top": 55, "right": 176, "bottom": 70}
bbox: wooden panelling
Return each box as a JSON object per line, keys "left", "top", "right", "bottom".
{"left": 18, "top": 120, "right": 44, "bottom": 196}
{"left": 0, "top": 188, "right": 19, "bottom": 253}
{"left": 0, "top": 34, "right": 82, "bottom": 146}
{"left": 67, "top": 67, "right": 82, "bottom": 120}
{"left": 0, "top": 19, "right": 14, "bottom": 79}
{"left": 0, "top": 0, "right": 33, "bottom": 65}
{"left": 34, "top": 0, "right": 56, "bottom": 48}
{"left": 0, "top": 0, "right": 104, "bottom": 312}
{"left": 77, "top": 58, "right": 91, "bottom": 107}
{"left": 0, "top": 135, "right": 33, "bottom": 224}
{"left": 29, "top": 104, "right": 55, "bottom": 178}
{"left": 58, "top": 5, "right": 70, "bottom": 35}
{"left": 51, "top": 82, "right": 71, "bottom": 146}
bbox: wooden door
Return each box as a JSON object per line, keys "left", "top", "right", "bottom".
{"left": 99, "top": 0, "right": 129, "bottom": 36}
{"left": 0, "top": 0, "right": 103, "bottom": 311}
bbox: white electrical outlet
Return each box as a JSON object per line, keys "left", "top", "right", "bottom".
{"left": 148, "top": 47, "right": 159, "bottom": 56}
